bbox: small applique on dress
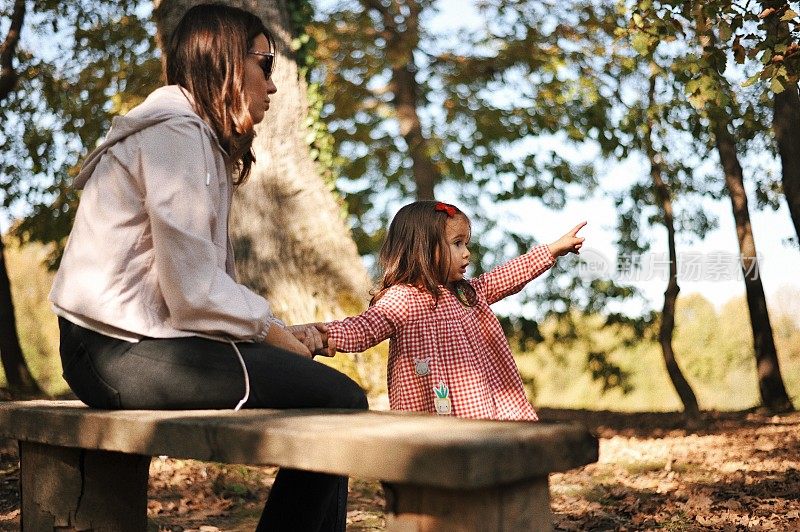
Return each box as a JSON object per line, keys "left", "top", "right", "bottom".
{"left": 433, "top": 381, "right": 452, "bottom": 415}
{"left": 414, "top": 357, "right": 431, "bottom": 376}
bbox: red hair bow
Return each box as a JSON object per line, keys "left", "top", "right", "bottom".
{"left": 434, "top": 202, "right": 457, "bottom": 217}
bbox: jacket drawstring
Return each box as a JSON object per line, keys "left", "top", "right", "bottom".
{"left": 229, "top": 339, "right": 250, "bottom": 410}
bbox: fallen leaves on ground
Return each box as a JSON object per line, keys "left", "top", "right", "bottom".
{"left": 0, "top": 408, "right": 798, "bottom": 531}
{"left": 544, "top": 408, "right": 800, "bottom": 531}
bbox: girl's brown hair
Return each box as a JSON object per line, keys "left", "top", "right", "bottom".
{"left": 371, "top": 200, "right": 473, "bottom": 305}
{"left": 165, "top": 3, "right": 273, "bottom": 185}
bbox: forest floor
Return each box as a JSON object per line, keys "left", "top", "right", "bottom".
{"left": 1, "top": 407, "right": 799, "bottom": 531}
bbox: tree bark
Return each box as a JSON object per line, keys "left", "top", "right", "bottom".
{"left": 363, "top": 0, "right": 439, "bottom": 200}
{"left": 692, "top": 1, "right": 793, "bottom": 413}
{"left": 153, "top": 0, "right": 377, "bottom": 386}
{"left": 714, "top": 124, "right": 793, "bottom": 412}
{"left": 392, "top": 58, "right": 438, "bottom": 200}
{"left": 646, "top": 76, "right": 699, "bottom": 419}
{"left": 0, "top": 0, "right": 44, "bottom": 397}
{"left": 761, "top": 1, "right": 800, "bottom": 241}
{"left": 774, "top": 83, "right": 800, "bottom": 243}
{"left": 0, "top": 235, "right": 43, "bottom": 396}
{"left": 0, "top": 0, "right": 25, "bottom": 102}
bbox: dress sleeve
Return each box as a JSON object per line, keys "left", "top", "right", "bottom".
{"left": 327, "top": 287, "right": 410, "bottom": 352}
{"left": 471, "top": 245, "right": 556, "bottom": 305}
{"left": 137, "top": 119, "right": 277, "bottom": 341}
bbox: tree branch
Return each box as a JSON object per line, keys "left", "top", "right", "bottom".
{"left": 0, "top": 0, "right": 26, "bottom": 102}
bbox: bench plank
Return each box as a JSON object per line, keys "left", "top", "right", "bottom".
{"left": 3, "top": 400, "right": 598, "bottom": 531}
{"left": 0, "top": 400, "right": 597, "bottom": 489}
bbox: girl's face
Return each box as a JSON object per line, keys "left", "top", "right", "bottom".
{"left": 244, "top": 34, "right": 278, "bottom": 124}
{"left": 443, "top": 214, "right": 471, "bottom": 283}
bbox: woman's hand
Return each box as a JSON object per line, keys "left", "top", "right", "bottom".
{"left": 264, "top": 323, "right": 313, "bottom": 357}
{"left": 287, "top": 323, "right": 329, "bottom": 357}
{"left": 326, "top": 336, "right": 337, "bottom": 358}
{"left": 547, "top": 221, "right": 587, "bottom": 257}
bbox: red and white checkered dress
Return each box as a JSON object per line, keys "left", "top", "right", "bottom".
{"left": 327, "top": 245, "right": 555, "bottom": 421}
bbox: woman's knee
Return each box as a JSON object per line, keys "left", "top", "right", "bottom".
{"left": 335, "top": 375, "right": 368, "bottom": 410}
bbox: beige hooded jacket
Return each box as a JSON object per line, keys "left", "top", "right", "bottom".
{"left": 49, "top": 85, "right": 281, "bottom": 342}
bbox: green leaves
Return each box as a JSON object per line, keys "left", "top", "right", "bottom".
{"left": 309, "top": 0, "right": 608, "bottom": 265}
{"left": 1, "top": 1, "right": 158, "bottom": 255}
{"left": 712, "top": 1, "right": 799, "bottom": 91}
{"left": 771, "top": 74, "right": 787, "bottom": 92}
{"left": 718, "top": 19, "right": 733, "bottom": 42}
{"left": 631, "top": 32, "right": 653, "bottom": 56}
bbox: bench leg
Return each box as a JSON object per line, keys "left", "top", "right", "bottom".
{"left": 19, "top": 441, "right": 150, "bottom": 531}
{"left": 382, "top": 476, "right": 553, "bottom": 531}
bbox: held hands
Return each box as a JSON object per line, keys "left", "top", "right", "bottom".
{"left": 264, "top": 323, "right": 313, "bottom": 357}
{"left": 287, "top": 323, "right": 331, "bottom": 358}
{"left": 265, "top": 323, "right": 330, "bottom": 358}
{"left": 547, "top": 221, "right": 587, "bottom": 258}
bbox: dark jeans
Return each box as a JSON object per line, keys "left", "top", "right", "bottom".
{"left": 58, "top": 317, "right": 368, "bottom": 532}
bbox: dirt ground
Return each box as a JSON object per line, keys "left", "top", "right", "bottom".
{"left": 1, "top": 407, "right": 798, "bottom": 531}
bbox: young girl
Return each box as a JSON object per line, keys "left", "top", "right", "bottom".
{"left": 326, "top": 200, "right": 585, "bottom": 421}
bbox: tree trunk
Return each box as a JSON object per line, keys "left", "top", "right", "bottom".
{"left": 0, "top": 0, "right": 44, "bottom": 398}
{"left": 392, "top": 59, "right": 438, "bottom": 200}
{"left": 646, "top": 76, "right": 699, "bottom": 419}
{"left": 0, "top": 0, "right": 25, "bottom": 102}
{"left": 153, "top": 0, "right": 378, "bottom": 388}
{"left": 761, "top": 0, "right": 800, "bottom": 241}
{"left": 0, "top": 234, "right": 43, "bottom": 397}
{"left": 714, "top": 124, "right": 793, "bottom": 412}
{"left": 760, "top": 1, "right": 800, "bottom": 241}
{"left": 364, "top": 0, "right": 439, "bottom": 200}
{"left": 774, "top": 82, "right": 800, "bottom": 243}
{"left": 693, "top": 1, "right": 794, "bottom": 413}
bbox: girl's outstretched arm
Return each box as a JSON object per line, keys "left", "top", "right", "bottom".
{"left": 324, "top": 286, "right": 410, "bottom": 356}
{"left": 471, "top": 245, "right": 556, "bottom": 305}
{"left": 472, "top": 222, "right": 587, "bottom": 305}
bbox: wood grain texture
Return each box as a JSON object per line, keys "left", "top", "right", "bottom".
{"left": 1, "top": 401, "right": 597, "bottom": 488}
{"left": 383, "top": 477, "right": 552, "bottom": 531}
{"left": 19, "top": 441, "right": 149, "bottom": 531}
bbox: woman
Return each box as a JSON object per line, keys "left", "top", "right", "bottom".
{"left": 49, "top": 4, "right": 366, "bottom": 531}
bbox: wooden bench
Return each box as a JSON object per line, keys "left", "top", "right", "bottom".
{"left": 0, "top": 400, "right": 597, "bottom": 531}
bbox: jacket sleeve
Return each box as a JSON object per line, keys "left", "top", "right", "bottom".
{"left": 471, "top": 245, "right": 556, "bottom": 305}
{"left": 136, "top": 119, "right": 277, "bottom": 341}
{"left": 327, "top": 287, "right": 410, "bottom": 352}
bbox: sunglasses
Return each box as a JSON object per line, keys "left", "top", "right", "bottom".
{"left": 248, "top": 51, "right": 275, "bottom": 79}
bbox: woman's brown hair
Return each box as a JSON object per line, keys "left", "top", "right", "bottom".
{"left": 165, "top": 3, "right": 273, "bottom": 185}
{"left": 371, "top": 200, "right": 474, "bottom": 306}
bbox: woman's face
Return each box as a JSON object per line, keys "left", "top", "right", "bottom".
{"left": 244, "top": 33, "right": 278, "bottom": 124}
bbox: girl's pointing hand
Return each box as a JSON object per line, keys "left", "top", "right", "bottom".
{"left": 547, "top": 221, "right": 587, "bottom": 257}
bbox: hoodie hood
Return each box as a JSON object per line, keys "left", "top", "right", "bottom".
{"left": 75, "top": 85, "right": 222, "bottom": 189}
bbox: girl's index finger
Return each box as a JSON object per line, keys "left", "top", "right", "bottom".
{"left": 570, "top": 221, "right": 588, "bottom": 236}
